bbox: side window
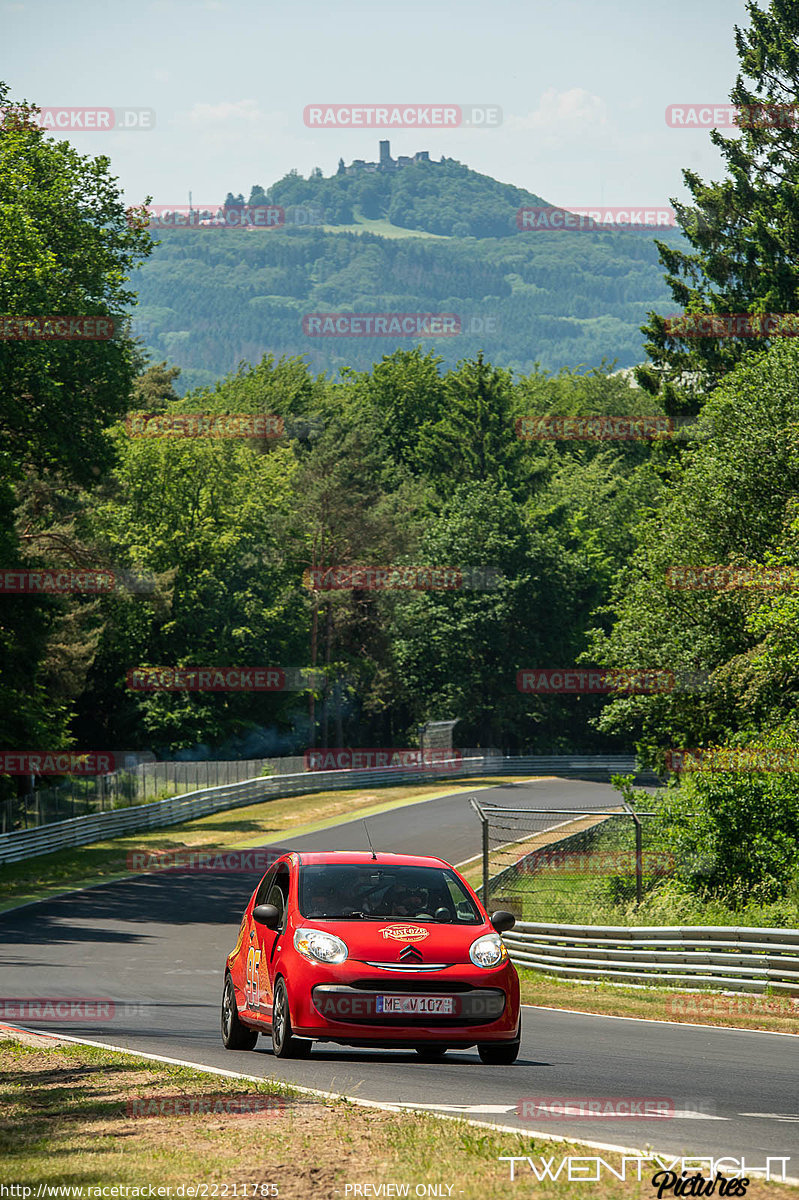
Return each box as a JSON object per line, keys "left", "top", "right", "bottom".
{"left": 267, "top": 866, "right": 290, "bottom": 931}
{"left": 254, "top": 867, "right": 276, "bottom": 909}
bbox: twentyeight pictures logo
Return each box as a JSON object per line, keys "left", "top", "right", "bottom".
{"left": 303, "top": 104, "right": 501, "bottom": 128}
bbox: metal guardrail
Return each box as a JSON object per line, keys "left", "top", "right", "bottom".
{"left": 504, "top": 923, "right": 799, "bottom": 994}
{"left": 0, "top": 754, "right": 654, "bottom": 864}
{"left": 0, "top": 758, "right": 485, "bottom": 865}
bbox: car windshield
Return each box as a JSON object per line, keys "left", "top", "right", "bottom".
{"left": 298, "top": 864, "right": 482, "bottom": 923}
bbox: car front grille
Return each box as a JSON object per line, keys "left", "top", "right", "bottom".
{"left": 351, "top": 978, "right": 473, "bottom": 992}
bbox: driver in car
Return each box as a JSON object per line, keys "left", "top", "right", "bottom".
{"left": 387, "top": 883, "right": 427, "bottom": 916}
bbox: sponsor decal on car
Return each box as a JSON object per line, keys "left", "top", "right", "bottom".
{"left": 379, "top": 925, "right": 430, "bottom": 942}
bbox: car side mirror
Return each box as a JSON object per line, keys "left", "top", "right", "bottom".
{"left": 252, "top": 903, "right": 280, "bottom": 930}
{"left": 490, "top": 909, "right": 516, "bottom": 933}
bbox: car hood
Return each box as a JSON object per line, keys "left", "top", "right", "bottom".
{"left": 297, "top": 918, "right": 490, "bottom": 962}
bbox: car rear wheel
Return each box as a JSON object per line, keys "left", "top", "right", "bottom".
{"left": 271, "top": 978, "right": 312, "bottom": 1059}
{"left": 477, "top": 1016, "right": 521, "bottom": 1064}
{"left": 414, "top": 1045, "right": 448, "bottom": 1061}
{"left": 221, "top": 976, "right": 258, "bottom": 1050}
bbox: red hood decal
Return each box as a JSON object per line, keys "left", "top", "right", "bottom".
{"left": 379, "top": 924, "right": 430, "bottom": 942}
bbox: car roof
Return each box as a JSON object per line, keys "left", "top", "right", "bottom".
{"left": 292, "top": 851, "right": 452, "bottom": 868}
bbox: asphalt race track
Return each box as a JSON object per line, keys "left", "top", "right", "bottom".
{"left": 1, "top": 778, "right": 797, "bottom": 1175}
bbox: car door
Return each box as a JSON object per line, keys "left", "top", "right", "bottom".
{"left": 253, "top": 862, "right": 290, "bottom": 1022}
{"left": 243, "top": 866, "right": 276, "bottom": 1021}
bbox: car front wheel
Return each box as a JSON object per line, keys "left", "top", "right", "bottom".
{"left": 271, "top": 978, "right": 312, "bottom": 1059}
{"left": 477, "top": 1016, "right": 521, "bottom": 1064}
{"left": 221, "top": 976, "right": 258, "bottom": 1050}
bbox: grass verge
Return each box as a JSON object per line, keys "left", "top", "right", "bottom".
{"left": 519, "top": 970, "right": 799, "bottom": 1033}
{"left": 0, "top": 776, "right": 526, "bottom": 914}
{"left": 0, "top": 1035, "right": 791, "bottom": 1198}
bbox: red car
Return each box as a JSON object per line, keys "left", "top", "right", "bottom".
{"left": 221, "top": 850, "right": 521, "bottom": 1063}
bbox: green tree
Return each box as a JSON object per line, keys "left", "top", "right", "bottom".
{"left": 590, "top": 339, "right": 799, "bottom": 761}
{"left": 418, "top": 353, "right": 525, "bottom": 492}
{"left": 0, "top": 82, "right": 151, "bottom": 758}
{"left": 637, "top": 0, "right": 799, "bottom": 412}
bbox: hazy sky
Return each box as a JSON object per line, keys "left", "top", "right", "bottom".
{"left": 5, "top": 0, "right": 750, "bottom": 208}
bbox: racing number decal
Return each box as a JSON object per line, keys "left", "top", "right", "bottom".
{"left": 246, "top": 946, "right": 262, "bottom": 1008}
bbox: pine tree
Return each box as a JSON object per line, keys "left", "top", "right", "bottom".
{"left": 637, "top": 0, "right": 799, "bottom": 413}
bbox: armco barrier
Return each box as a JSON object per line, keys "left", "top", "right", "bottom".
{"left": 0, "top": 755, "right": 651, "bottom": 864}
{"left": 504, "top": 923, "right": 799, "bottom": 994}
{"left": 0, "top": 759, "right": 482, "bottom": 865}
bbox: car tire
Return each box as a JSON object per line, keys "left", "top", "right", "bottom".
{"left": 414, "top": 1045, "right": 448, "bottom": 1061}
{"left": 221, "top": 975, "right": 258, "bottom": 1051}
{"left": 477, "top": 1016, "right": 521, "bottom": 1065}
{"left": 271, "top": 977, "right": 312, "bottom": 1059}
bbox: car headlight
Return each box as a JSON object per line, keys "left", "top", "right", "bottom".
{"left": 294, "top": 927, "right": 348, "bottom": 964}
{"left": 469, "top": 932, "right": 508, "bottom": 968}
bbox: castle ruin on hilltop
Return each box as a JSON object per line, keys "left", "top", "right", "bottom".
{"left": 344, "top": 140, "right": 437, "bottom": 175}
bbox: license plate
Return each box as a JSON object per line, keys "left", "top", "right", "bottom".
{"left": 375, "top": 995, "right": 454, "bottom": 1014}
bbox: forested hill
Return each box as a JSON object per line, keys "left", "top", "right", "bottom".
{"left": 134, "top": 223, "right": 684, "bottom": 394}
{"left": 134, "top": 148, "right": 685, "bottom": 392}
{"left": 231, "top": 155, "right": 551, "bottom": 238}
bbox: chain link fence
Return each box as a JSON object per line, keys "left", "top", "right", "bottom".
{"left": 469, "top": 800, "right": 695, "bottom": 924}
{"left": 0, "top": 756, "right": 310, "bottom": 832}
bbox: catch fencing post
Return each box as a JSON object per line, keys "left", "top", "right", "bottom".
{"left": 470, "top": 797, "right": 490, "bottom": 907}
{"left": 623, "top": 801, "right": 643, "bottom": 906}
